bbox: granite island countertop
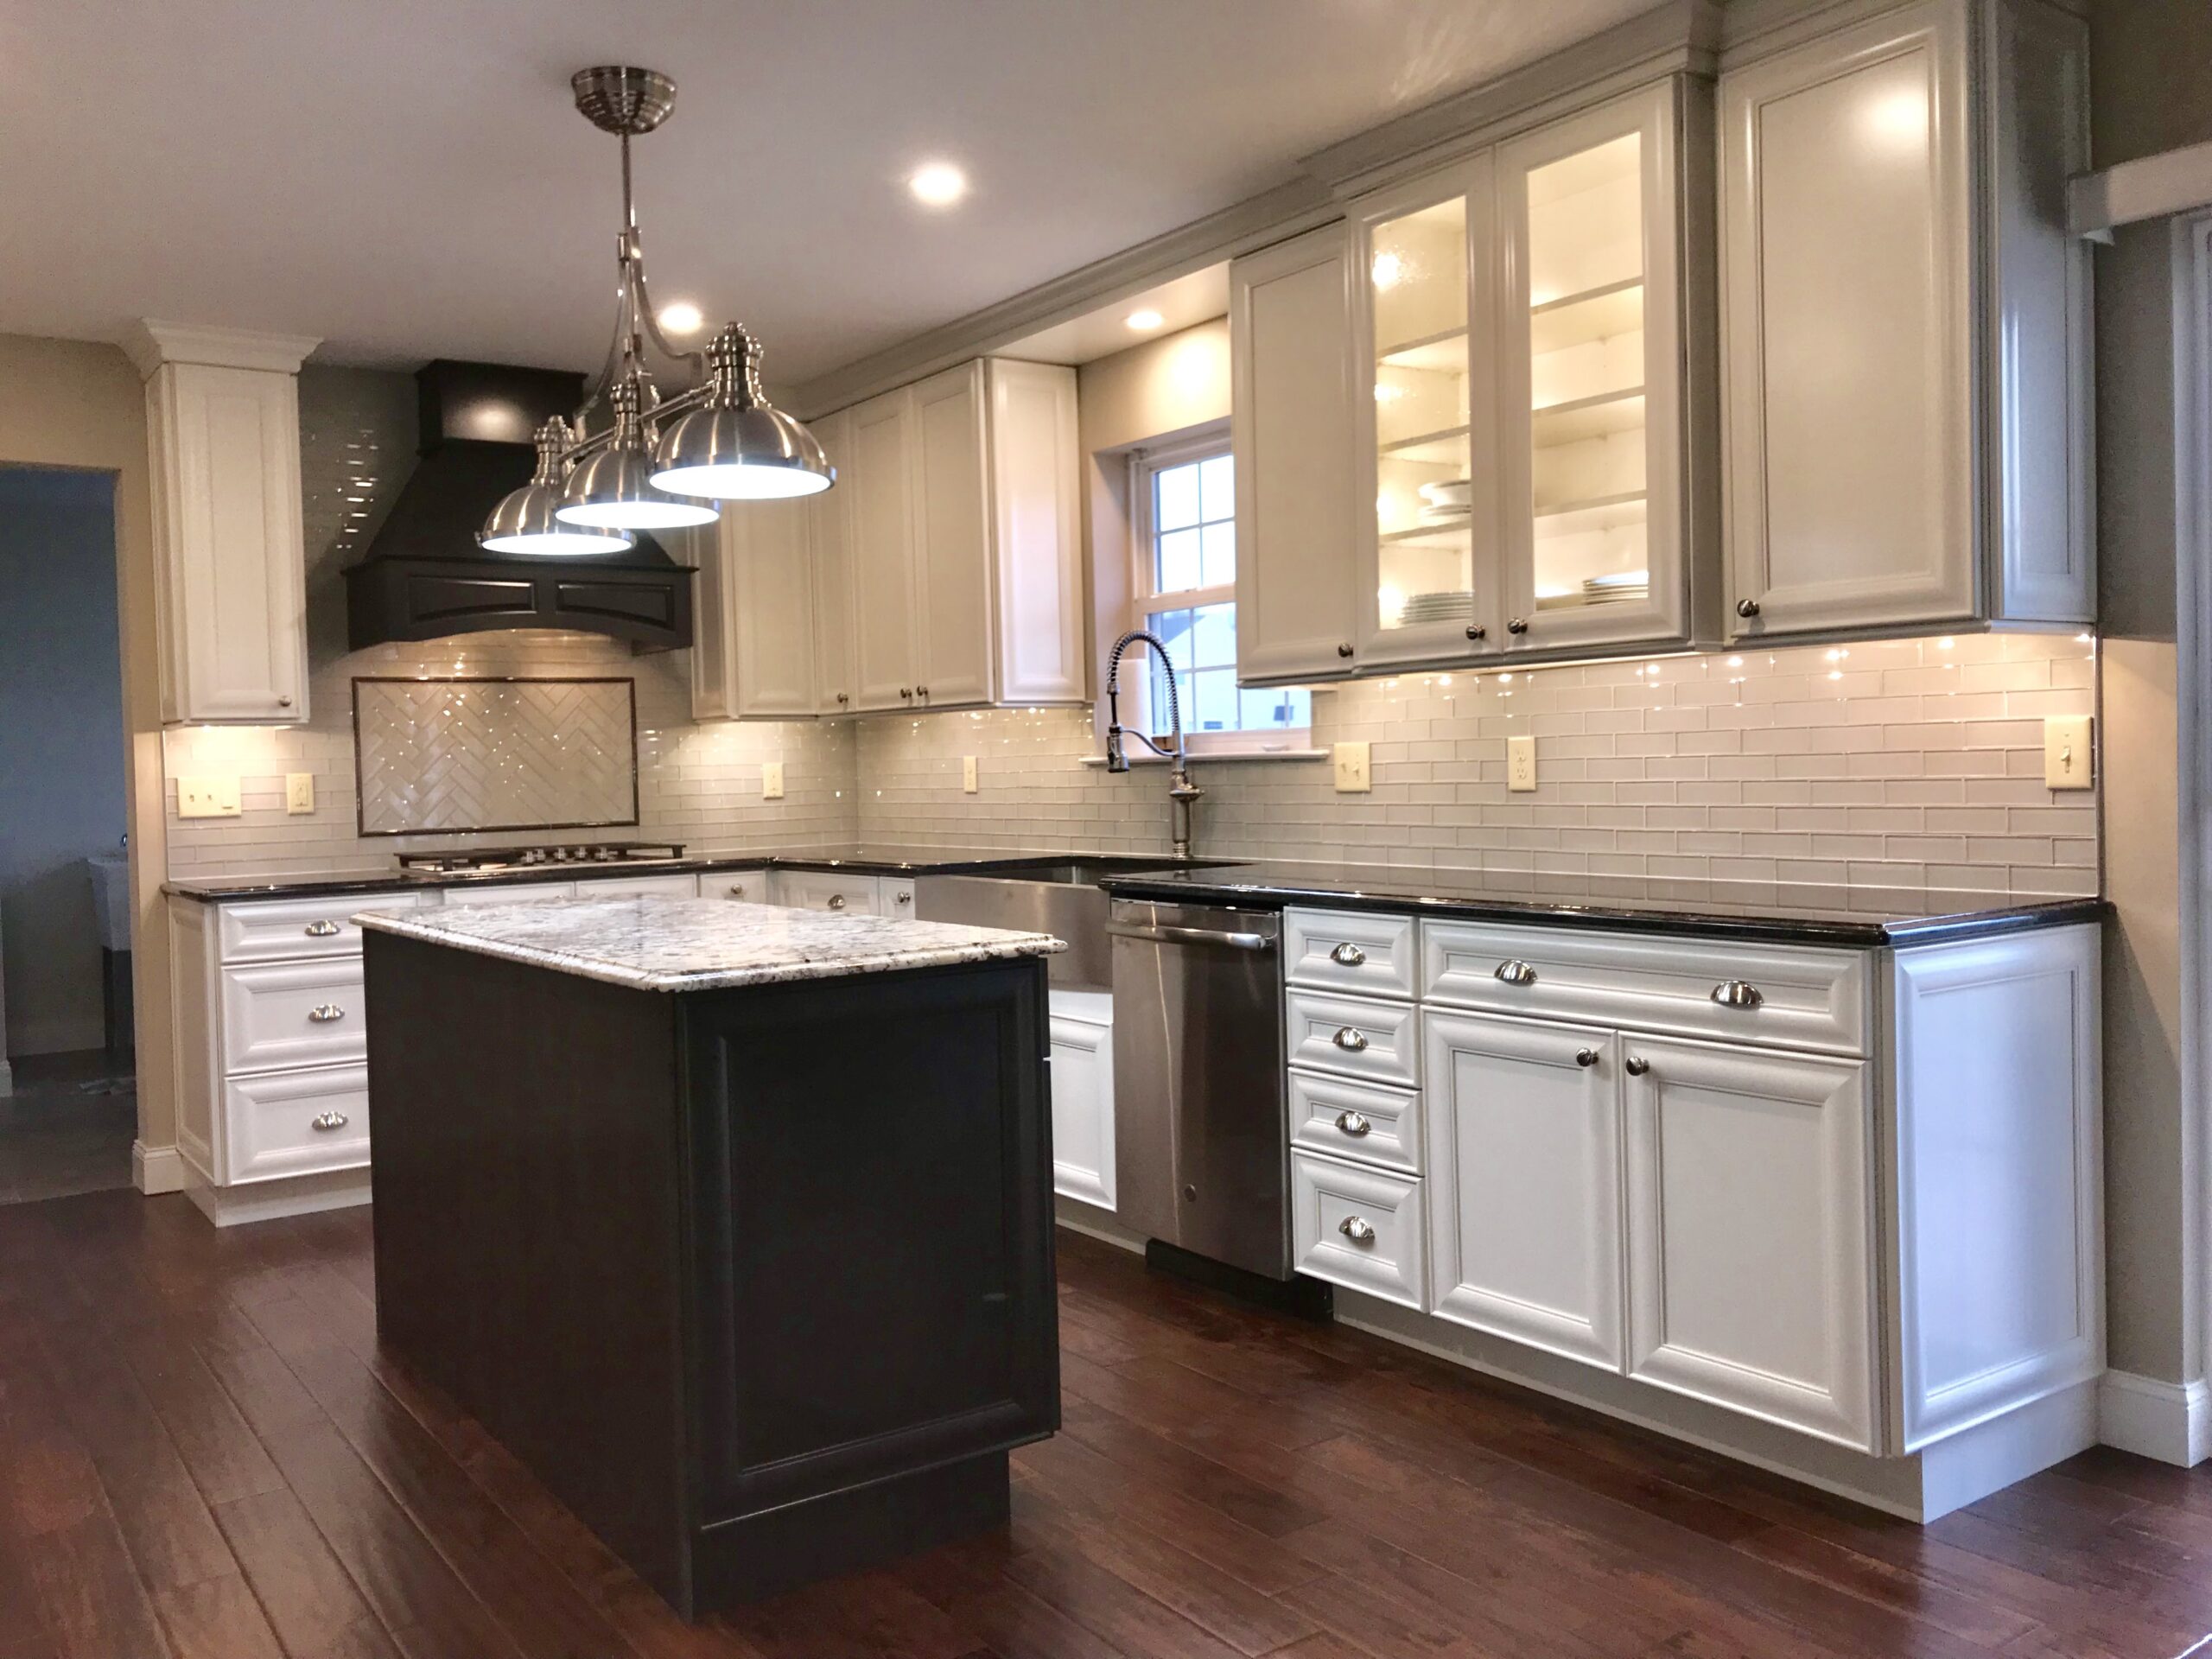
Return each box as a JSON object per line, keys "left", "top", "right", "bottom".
{"left": 353, "top": 895, "right": 1065, "bottom": 993}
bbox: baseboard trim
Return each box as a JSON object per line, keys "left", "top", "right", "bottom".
{"left": 183, "top": 1166, "right": 372, "bottom": 1228}
{"left": 132, "top": 1141, "right": 185, "bottom": 1195}
{"left": 2098, "top": 1370, "right": 2212, "bottom": 1466}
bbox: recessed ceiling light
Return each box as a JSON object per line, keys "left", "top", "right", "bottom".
{"left": 908, "top": 162, "right": 969, "bottom": 207}
{"left": 656, "top": 301, "right": 703, "bottom": 334}
{"left": 1125, "top": 308, "right": 1165, "bottom": 333}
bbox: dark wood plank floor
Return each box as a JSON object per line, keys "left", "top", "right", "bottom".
{"left": 2, "top": 1192, "right": 2206, "bottom": 1659}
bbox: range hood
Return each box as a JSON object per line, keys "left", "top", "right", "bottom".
{"left": 344, "top": 359, "right": 696, "bottom": 652}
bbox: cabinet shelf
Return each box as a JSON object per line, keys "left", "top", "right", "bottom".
{"left": 1379, "top": 521, "right": 1474, "bottom": 548}
{"left": 1535, "top": 489, "right": 1646, "bottom": 530}
{"left": 1376, "top": 327, "right": 1470, "bottom": 372}
{"left": 1530, "top": 280, "right": 1645, "bottom": 356}
{"left": 1531, "top": 388, "right": 1645, "bottom": 447}
{"left": 1379, "top": 423, "right": 1471, "bottom": 463}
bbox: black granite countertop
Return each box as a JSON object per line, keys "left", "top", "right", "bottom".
{"left": 1093, "top": 861, "right": 2110, "bottom": 949}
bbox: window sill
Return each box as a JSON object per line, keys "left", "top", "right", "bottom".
{"left": 1079, "top": 747, "right": 1328, "bottom": 768}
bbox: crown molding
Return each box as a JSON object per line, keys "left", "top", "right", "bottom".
{"left": 121, "top": 320, "right": 321, "bottom": 379}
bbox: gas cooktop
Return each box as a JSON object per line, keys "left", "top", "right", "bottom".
{"left": 395, "top": 841, "right": 686, "bottom": 875}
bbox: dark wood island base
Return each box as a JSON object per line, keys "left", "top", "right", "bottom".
{"left": 363, "top": 925, "right": 1059, "bottom": 1617}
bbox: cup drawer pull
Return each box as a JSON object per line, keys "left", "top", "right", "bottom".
{"left": 826, "top": 894, "right": 847, "bottom": 911}
{"left": 310, "top": 1111, "right": 349, "bottom": 1132}
{"left": 1711, "top": 979, "right": 1764, "bottom": 1009}
{"left": 303, "top": 920, "right": 342, "bottom": 938}
{"left": 1329, "top": 942, "right": 1367, "bottom": 967}
{"left": 1338, "top": 1216, "right": 1376, "bottom": 1244}
{"left": 1331, "top": 1027, "right": 1369, "bottom": 1052}
{"left": 1334, "top": 1109, "right": 1372, "bottom": 1137}
{"left": 1494, "top": 959, "right": 1537, "bottom": 985}
{"left": 307, "top": 1004, "right": 346, "bottom": 1024}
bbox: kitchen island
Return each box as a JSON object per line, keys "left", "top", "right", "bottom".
{"left": 353, "top": 897, "right": 1065, "bottom": 1616}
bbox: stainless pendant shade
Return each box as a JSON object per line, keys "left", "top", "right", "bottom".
{"left": 480, "top": 420, "right": 636, "bottom": 554}
{"left": 652, "top": 327, "right": 834, "bottom": 500}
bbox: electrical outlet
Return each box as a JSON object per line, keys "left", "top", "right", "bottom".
{"left": 176, "top": 776, "right": 241, "bottom": 819}
{"left": 285, "top": 773, "right": 315, "bottom": 815}
{"left": 962, "top": 754, "right": 979, "bottom": 794}
{"left": 761, "top": 761, "right": 785, "bottom": 800}
{"left": 1507, "top": 734, "right": 1538, "bottom": 792}
{"left": 2044, "top": 715, "right": 2093, "bottom": 790}
{"left": 1332, "top": 741, "right": 1371, "bottom": 793}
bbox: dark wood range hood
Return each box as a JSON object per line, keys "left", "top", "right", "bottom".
{"left": 344, "top": 359, "right": 696, "bottom": 652}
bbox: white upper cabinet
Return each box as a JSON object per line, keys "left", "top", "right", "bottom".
{"left": 808, "top": 407, "right": 856, "bottom": 715}
{"left": 838, "top": 359, "right": 1084, "bottom": 714}
{"left": 1719, "top": 0, "right": 2091, "bottom": 640}
{"left": 126, "top": 322, "right": 319, "bottom": 725}
{"left": 686, "top": 498, "right": 818, "bottom": 721}
{"left": 1231, "top": 223, "right": 1363, "bottom": 685}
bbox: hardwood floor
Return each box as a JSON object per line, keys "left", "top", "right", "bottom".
{"left": 1, "top": 1191, "right": 2205, "bottom": 1659}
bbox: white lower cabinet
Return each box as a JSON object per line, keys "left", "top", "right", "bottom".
{"left": 1424, "top": 1010, "right": 1624, "bottom": 1372}
{"left": 1291, "top": 1150, "right": 1427, "bottom": 1310}
{"left": 767, "top": 869, "right": 880, "bottom": 915}
{"left": 1047, "top": 988, "right": 1115, "bottom": 1211}
{"left": 706, "top": 868, "right": 771, "bottom": 903}
{"left": 1621, "top": 1035, "right": 1876, "bottom": 1450}
{"left": 225, "top": 1065, "right": 372, "bottom": 1184}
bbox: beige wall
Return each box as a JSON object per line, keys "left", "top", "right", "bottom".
{"left": 2090, "top": 0, "right": 2212, "bottom": 1384}
{"left": 0, "top": 334, "right": 173, "bottom": 1155}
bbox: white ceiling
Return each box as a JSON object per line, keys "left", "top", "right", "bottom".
{"left": 1, "top": 0, "right": 1655, "bottom": 385}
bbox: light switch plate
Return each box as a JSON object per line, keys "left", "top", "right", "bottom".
{"left": 1332, "top": 741, "right": 1370, "bottom": 793}
{"left": 1507, "top": 734, "right": 1538, "bottom": 792}
{"left": 761, "top": 760, "right": 785, "bottom": 800}
{"left": 962, "top": 755, "right": 979, "bottom": 793}
{"left": 2044, "top": 715, "right": 2093, "bottom": 790}
{"left": 177, "top": 776, "right": 241, "bottom": 818}
{"left": 285, "top": 772, "right": 315, "bottom": 815}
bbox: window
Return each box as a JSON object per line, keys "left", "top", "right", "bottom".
{"left": 1128, "top": 438, "right": 1310, "bottom": 753}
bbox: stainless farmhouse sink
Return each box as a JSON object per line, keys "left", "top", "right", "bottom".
{"left": 914, "top": 857, "right": 1215, "bottom": 986}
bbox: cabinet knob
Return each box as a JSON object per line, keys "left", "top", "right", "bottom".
{"left": 303, "top": 920, "right": 341, "bottom": 938}
{"left": 1493, "top": 958, "right": 1537, "bottom": 986}
{"left": 307, "top": 1004, "right": 345, "bottom": 1023}
{"left": 310, "top": 1110, "right": 348, "bottom": 1132}
{"left": 1624, "top": 1056, "right": 1649, "bottom": 1077}
{"left": 827, "top": 894, "right": 847, "bottom": 911}
{"left": 1711, "top": 979, "right": 1764, "bottom": 1010}
{"left": 1337, "top": 642, "right": 1354, "bottom": 658}
{"left": 276, "top": 695, "right": 293, "bottom": 708}
{"left": 916, "top": 685, "right": 929, "bottom": 697}
{"left": 1334, "top": 1109, "right": 1372, "bottom": 1138}
{"left": 728, "top": 883, "right": 747, "bottom": 899}
{"left": 1506, "top": 618, "right": 1529, "bottom": 636}
{"left": 836, "top": 692, "right": 849, "bottom": 705}
{"left": 1328, "top": 942, "right": 1367, "bottom": 967}
{"left": 899, "top": 688, "right": 913, "bottom": 700}
{"left": 1465, "top": 624, "right": 1486, "bottom": 640}
{"left": 1331, "top": 1026, "right": 1369, "bottom": 1052}
{"left": 896, "top": 891, "right": 912, "bottom": 906}
{"left": 1575, "top": 1047, "right": 1599, "bottom": 1068}
{"left": 1736, "top": 599, "right": 1761, "bottom": 619}
{"left": 1338, "top": 1216, "right": 1376, "bottom": 1244}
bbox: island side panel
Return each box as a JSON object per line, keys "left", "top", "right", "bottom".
{"left": 679, "top": 955, "right": 1059, "bottom": 1605}
{"left": 363, "top": 930, "right": 692, "bottom": 1609}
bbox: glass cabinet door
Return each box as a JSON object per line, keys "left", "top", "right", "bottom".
{"left": 1497, "top": 83, "right": 1686, "bottom": 653}
{"left": 1353, "top": 156, "right": 1500, "bottom": 665}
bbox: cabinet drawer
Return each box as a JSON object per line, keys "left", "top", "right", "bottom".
{"left": 218, "top": 891, "right": 428, "bottom": 963}
{"left": 770, "top": 870, "right": 879, "bottom": 915}
{"left": 1287, "top": 988, "right": 1419, "bottom": 1087}
{"left": 1421, "top": 922, "right": 1868, "bottom": 1056}
{"left": 221, "top": 960, "right": 365, "bottom": 1074}
{"left": 438, "top": 880, "right": 575, "bottom": 906}
{"left": 1285, "top": 908, "right": 1416, "bottom": 999}
{"left": 573, "top": 872, "right": 700, "bottom": 899}
{"left": 1290, "top": 1071, "right": 1421, "bottom": 1176}
{"left": 1292, "top": 1152, "right": 1426, "bottom": 1310}
{"left": 225, "top": 1065, "right": 371, "bottom": 1184}
{"left": 882, "top": 878, "right": 917, "bottom": 917}
{"left": 707, "top": 868, "right": 772, "bottom": 903}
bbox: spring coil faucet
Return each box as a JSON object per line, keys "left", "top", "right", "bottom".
{"left": 1103, "top": 628, "right": 1203, "bottom": 860}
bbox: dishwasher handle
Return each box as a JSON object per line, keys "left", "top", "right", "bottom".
{"left": 1106, "top": 920, "right": 1274, "bottom": 952}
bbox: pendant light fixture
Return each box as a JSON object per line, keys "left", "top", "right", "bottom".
{"left": 479, "top": 66, "right": 833, "bottom": 556}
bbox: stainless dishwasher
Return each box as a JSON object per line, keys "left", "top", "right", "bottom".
{"left": 1108, "top": 897, "right": 1290, "bottom": 1282}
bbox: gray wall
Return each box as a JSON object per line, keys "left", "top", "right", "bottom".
{"left": 2090, "top": 0, "right": 2212, "bottom": 1384}
{"left": 0, "top": 465, "right": 125, "bottom": 1057}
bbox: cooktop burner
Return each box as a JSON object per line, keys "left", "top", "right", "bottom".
{"left": 396, "top": 841, "right": 686, "bottom": 875}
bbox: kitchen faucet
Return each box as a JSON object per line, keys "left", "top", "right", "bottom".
{"left": 1103, "top": 628, "right": 1203, "bottom": 861}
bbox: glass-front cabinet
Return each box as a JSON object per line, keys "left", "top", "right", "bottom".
{"left": 1348, "top": 81, "right": 1694, "bottom": 667}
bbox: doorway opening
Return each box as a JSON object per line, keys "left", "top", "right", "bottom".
{"left": 0, "top": 462, "right": 136, "bottom": 1202}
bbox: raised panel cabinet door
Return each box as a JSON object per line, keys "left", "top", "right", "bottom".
{"left": 683, "top": 524, "right": 734, "bottom": 720}
{"left": 727, "top": 495, "right": 818, "bottom": 718}
{"left": 911, "top": 361, "right": 995, "bottom": 709}
{"left": 1231, "top": 223, "right": 1362, "bottom": 683}
{"left": 988, "top": 360, "right": 1086, "bottom": 704}
{"left": 1497, "top": 79, "right": 1694, "bottom": 656}
{"left": 1719, "top": 2, "right": 1976, "bottom": 639}
{"left": 1424, "top": 1010, "right": 1624, "bottom": 1370}
{"left": 149, "top": 360, "right": 311, "bottom": 722}
{"left": 1046, "top": 1001, "right": 1116, "bottom": 1211}
{"left": 849, "top": 387, "right": 920, "bottom": 710}
{"left": 1622, "top": 1033, "right": 1878, "bottom": 1451}
{"left": 808, "top": 407, "right": 857, "bottom": 714}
